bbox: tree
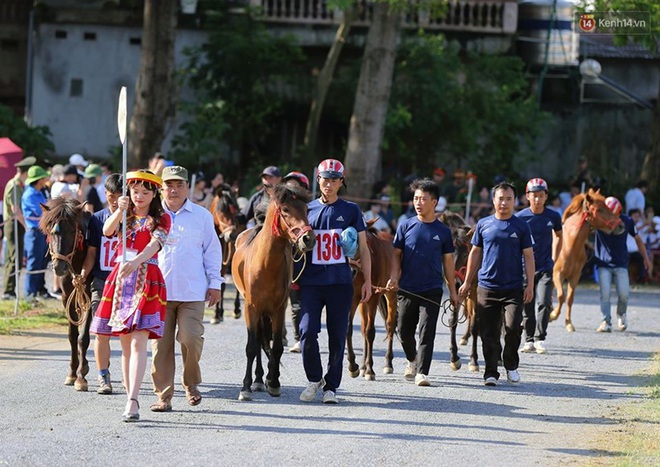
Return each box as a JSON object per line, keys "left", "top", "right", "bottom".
{"left": 343, "top": 1, "right": 400, "bottom": 202}
{"left": 578, "top": 1, "right": 659, "bottom": 204}
{"left": 0, "top": 104, "right": 55, "bottom": 157}
{"left": 127, "top": 0, "right": 178, "bottom": 168}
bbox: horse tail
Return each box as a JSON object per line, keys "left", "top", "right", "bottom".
{"left": 258, "top": 315, "right": 272, "bottom": 358}
{"left": 377, "top": 295, "right": 388, "bottom": 323}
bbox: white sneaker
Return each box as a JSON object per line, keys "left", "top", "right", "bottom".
{"left": 618, "top": 315, "right": 627, "bottom": 331}
{"left": 506, "top": 369, "right": 521, "bottom": 384}
{"left": 533, "top": 341, "right": 547, "bottom": 354}
{"left": 484, "top": 377, "right": 497, "bottom": 386}
{"left": 414, "top": 373, "right": 431, "bottom": 386}
{"left": 596, "top": 321, "right": 612, "bottom": 333}
{"left": 300, "top": 379, "right": 324, "bottom": 402}
{"left": 289, "top": 341, "right": 301, "bottom": 353}
{"left": 521, "top": 341, "right": 534, "bottom": 353}
{"left": 403, "top": 360, "right": 417, "bottom": 381}
{"left": 322, "top": 390, "right": 338, "bottom": 404}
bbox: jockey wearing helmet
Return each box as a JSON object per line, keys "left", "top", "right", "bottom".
{"left": 593, "top": 196, "right": 652, "bottom": 333}
{"left": 515, "top": 178, "right": 563, "bottom": 355}
{"left": 296, "top": 158, "right": 372, "bottom": 404}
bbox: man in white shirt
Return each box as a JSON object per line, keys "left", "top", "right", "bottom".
{"left": 625, "top": 180, "right": 648, "bottom": 218}
{"left": 150, "top": 165, "right": 223, "bottom": 412}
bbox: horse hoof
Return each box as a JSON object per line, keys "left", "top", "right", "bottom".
{"left": 267, "top": 385, "right": 281, "bottom": 397}
{"left": 234, "top": 311, "right": 242, "bottom": 319}
{"left": 348, "top": 369, "right": 360, "bottom": 378}
{"left": 468, "top": 362, "right": 479, "bottom": 372}
{"left": 566, "top": 322, "right": 576, "bottom": 332}
{"left": 382, "top": 366, "right": 393, "bottom": 375}
{"left": 210, "top": 317, "right": 220, "bottom": 325}
{"left": 549, "top": 311, "right": 559, "bottom": 322}
{"left": 450, "top": 359, "right": 462, "bottom": 371}
{"left": 74, "top": 379, "right": 88, "bottom": 392}
{"left": 251, "top": 382, "right": 266, "bottom": 392}
{"left": 459, "top": 338, "right": 468, "bottom": 346}
{"left": 64, "top": 376, "right": 76, "bottom": 386}
{"left": 238, "top": 390, "right": 253, "bottom": 401}
{"left": 364, "top": 373, "right": 375, "bottom": 381}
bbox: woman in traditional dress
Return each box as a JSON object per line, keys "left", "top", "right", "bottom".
{"left": 90, "top": 170, "right": 170, "bottom": 422}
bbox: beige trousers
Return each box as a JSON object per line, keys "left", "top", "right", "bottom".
{"left": 151, "top": 301, "right": 205, "bottom": 402}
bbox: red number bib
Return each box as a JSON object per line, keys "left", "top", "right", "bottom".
{"left": 312, "top": 229, "right": 345, "bottom": 265}
{"left": 100, "top": 237, "right": 119, "bottom": 271}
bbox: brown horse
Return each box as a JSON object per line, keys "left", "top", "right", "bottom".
{"left": 437, "top": 211, "right": 479, "bottom": 372}
{"left": 346, "top": 219, "right": 397, "bottom": 380}
{"left": 549, "top": 189, "right": 625, "bottom": 331}
{"left": 39, "top": 198, "right": 92, "bottom": 391}
{"left": 209, "top": 184, "right": 245, "bottom": 324}
{"left": 231, "top": 184, "right": 315, "bottom": 401}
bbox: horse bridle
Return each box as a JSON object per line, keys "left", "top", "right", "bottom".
{"left": 48, "top": 222, "right": 84, "bottom": 270}
{"left": 582, "top": 199, "right": 621, "bottom": 230}
{"left": 271, "top": 202, "right": 312, "bottom": 245}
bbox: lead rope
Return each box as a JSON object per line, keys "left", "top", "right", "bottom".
{"left": 65, "top": 273, "right": 91, "bottom": 327}
{"left": 291, "top": 250, "right": 307, "bottom": 283}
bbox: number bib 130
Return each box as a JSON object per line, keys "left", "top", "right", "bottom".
{"left": 312, "top": 229, "right": 345, "bottom": 265}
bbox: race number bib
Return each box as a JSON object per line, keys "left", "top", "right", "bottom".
{"left": 99, "top": 237, "right": 119, "bottom": 272}
{"left": 312, "top": 229, "right": 345, "bottom": 265}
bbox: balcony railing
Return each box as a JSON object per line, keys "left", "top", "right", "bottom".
{"left": 248, "top": 0, "right": 517, "bottom": 34}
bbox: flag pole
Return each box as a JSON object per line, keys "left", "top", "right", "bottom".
{"left": 117, "top": 86, "right": 128, "bottom": 264}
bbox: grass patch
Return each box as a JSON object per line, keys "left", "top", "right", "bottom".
{"left": 0, "top": 299, "right": 67, "bottom": 335}
{"left": 587, "top": 354, "right": 660, "bottom": 466}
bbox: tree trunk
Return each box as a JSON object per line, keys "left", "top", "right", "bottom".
{"left": 302, "top": 6, "right": 357, "bottom": 160}
{"left": 128, "top": 0, "right": 178, "bottom": 169}
{"left": 640, "top": 81, "right": 660, "bottom": 205}
{"left": 343, "top": 2, "right": 400, "bottom": 204}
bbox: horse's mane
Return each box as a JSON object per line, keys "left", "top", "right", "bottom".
{"left": 271, "top": 183, "right": 310, "bottom": 205}
{"left": 438, "top": 211, "right": 467, "bottom": 233}
{"left": 39, "top": 197, "right": 83, "bottom": 232}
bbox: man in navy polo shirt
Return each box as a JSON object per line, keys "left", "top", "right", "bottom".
{"left": 516, "top": 178, "right": 563, "bottom": 354}
{"left": 458, "top": 181, "right": 535, "bottom": 387}
{"left": 386, "top": 178, "right": 458, "bottom": 387}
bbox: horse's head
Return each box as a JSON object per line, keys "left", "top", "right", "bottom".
{"left": 583, "top": 189, "right": 625, "bottom": 235}
{"left": 39, "top": 198, "right": 89, "bottom": 277}
{"left": 211, "top": 184, "right": 245, "bottom": 236}
{"left": 438, "top": 211, "right": 472, "bottom": 286}
{"left": 269, "top": 183, "right": 315, "bottom": 253}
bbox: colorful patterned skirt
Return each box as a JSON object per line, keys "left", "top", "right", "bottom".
{"left": 90, "top": 258, "right": 167, "bottom": 339}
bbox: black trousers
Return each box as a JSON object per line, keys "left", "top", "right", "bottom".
{"left": 397, "top": 288, "right": 443, "bottom": 376}
{"left": 476, "top": 287, "right": 523, "bottom": 380}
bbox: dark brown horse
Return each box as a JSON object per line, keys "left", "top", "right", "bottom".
{"left": 550, "top": 189, "right": 624, "bottom": 331}
{"left": 39, "top": 198, "right": 92, "bottom": 391}
{"left": 209, "top": 184, "right": 245, "bottom": 324}
{"left": 346, "top": 219, "right": 397, "bottom": 380}
{"left": 231, "top": 184, "right": 315, "bottom": 401}
{"left": 437, "top": 211, "right": 479, "bottom": 372}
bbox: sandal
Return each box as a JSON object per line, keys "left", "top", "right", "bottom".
{"left": 122, "top": 398, "right": 140, "bottom": 422}
{"left": 187, "top": 388, "right": 202, "bottom": 406}
{"left": 149, "top": 400, "right": 172, "bottom": 412}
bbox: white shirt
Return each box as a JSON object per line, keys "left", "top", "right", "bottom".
{"left": 51, "top": 181, "right": 72, "bottom": 198}
{"left": 158, "top": 199, "right": 224, "bottom": 301}
{"left": 625, "top": 187, "right": 645, "bottom": 215}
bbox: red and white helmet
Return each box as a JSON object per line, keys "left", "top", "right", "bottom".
{"left": 283, "top": 171, "right": 310, "bottom": 190}
{"left": 317, "top": 159, "right": 345, "bottom": 179}
{"left": 526, "top": 178, "right": 548, "bottom": 193}
{"left": 605, "top": 196, "right": 622, "bottom": 215}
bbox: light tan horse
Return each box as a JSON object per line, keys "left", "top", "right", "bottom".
{"left": 549, "top": 189, "right": 625, "bottom": 331}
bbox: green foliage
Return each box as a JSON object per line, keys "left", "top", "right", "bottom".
{"left": 170, "top": 4, "right": 307, "bottom": 177}
{"left": 0, "top": 104, "right": 55, "bottom": 158}
{"left": 384, "top": 32, "right": 549, "bottom": 184}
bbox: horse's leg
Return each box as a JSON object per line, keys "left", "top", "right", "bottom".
{"left": 251, "top": 316, "right": 267, "bottom": 392}
{"left": 449, "top": 305, "right": 461, "bottom": 371}
{"left": 549, "top": 271, "right": 564, "bottom": 322}
{"left": 346, "top": 298, "right": 360, "bottom": 378}
{"left": 564, "top": 278, "right": 578, "bottom": 332}
{"left": 266, "top": 316, "right": 283, "bottom": 397}
{"left": 211, "top": 282, "right": 225, "bottom": 325}
{"left": 362, "top": 302, "right": 376, "bottom": 381}
{"left": 74, "top": 308, "right": 92, "bottom": 391}
{"left": 468, "top": 310, "right": 480, "bottom": 372}
{"left": 65, "top": 320, "right": 78, "bottom": 386}
{"left": 234, "top": 292, "right": 242, "bottom": 319}
{"left": 383, "top": 293, "right": 396, "bottom": 375}
{"left": 238, "top": 328, "right": 258, "bottom": 401}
